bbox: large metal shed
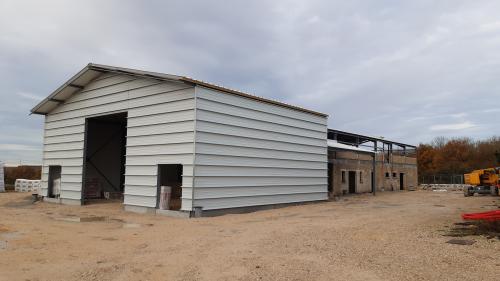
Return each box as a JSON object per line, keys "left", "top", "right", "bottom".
{"left": 31, "top": 64, "right": 329, "bottom": 216}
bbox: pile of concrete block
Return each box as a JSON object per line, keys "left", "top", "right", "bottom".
{"left": 420, "top": 184, "right": 468, "bottom": 192}
{"left": 14, "top": 179, "right": 41, "bottom": 193}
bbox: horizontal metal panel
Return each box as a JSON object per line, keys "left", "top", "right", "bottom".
{"left": 126, "top": 143, "right": 194, "bottom": 156}
{"left": 61, "top": 190, "right": 82, "bottom": 200}
{"left": 60, "top": 182, "right": 82, "bottom": 191}
{"left": 196, "top": 98, "right": 326, "bottom": 132}
{"left": 61, "top": 174, "right": 82, "bottom": 183}
{"left": 125, "top": 175, "right": 158, "bottom": 186}
{"left": 80, "top": 75, "right": 135, "bottom": 93}
{"left": 195, "top": 131, "right": 327, "bottom": 154}
{"left": 125, "top": 154, "right": 194, "bottom": 166}
{"left": 196, "top": 87, "right": 327, "bottom": 125}
{"left": 52, "top": 79, "right": 161, "bottom": 114}
{"left": 195, "top": 192, "right": 328, "bottom": 210}
{"left": 45, "top": 125, "right": 84, "bottom": 137}
{"left": 194, "top": 154, "right": 326, "bottom": 169}
{"left": 127, "top": 120, "right": 194, "bottom": 137}
{"left": 124, "top": 185, "right": 157, "bottom": 196}
{"left": 194, "top": 176, "right": 327, "bottom": 188}
{"left": 127, "top": 109, "right": 194, "bottom": 128}
{"left": 43, "top": 158, "right": 83, "bottom": 166}
{"left": 181, "top": 198, "right": 193, "bottom": 211}
{"left": 128, "top": 97, "right": 195, "bottom": 118}
{"left": 45, "top": 117, "right": 85, "bottom": 130}
{"left": 44, "top": 141, "right": 84, "bottom": 152}
{"left": 196, "top": 120, "right": 326, "bottom": 147}
{"left": 125, "top": 164, "right": 194, "bottom": 177}
{"left": 44, "top": 149, "right": 83, "bottom": 159}
{"left": 123, "top": 194, "right": 156, "bottom": 207}
{"left": 46, "top": 89, "right": 194, "bottom": 122}
{"left": 181, "top": 187, "right": 193, "bottom": 200}
{"left": 194, "top": 185, "right": 327, "bottom": 199}
{"left": 196, "top": 143, "right": 326, "bottom": 162}
{"left": 126, "top": 131, "right": 194, "bottom": 147}
{"left": 41, "top": 166, "right": 82, "bottom": 176}
{"left": 44, "top": 133, "right": 84, "bottom": 144}
{"left": 197, "top": 109, "right": 325, "bottom": 139}
{"left": 194, "top": 166, "right": 327, "bottom": 177}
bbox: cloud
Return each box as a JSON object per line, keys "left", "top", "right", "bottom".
{"left": 17, "top": 92, "right": 44, "bottom": 101}
{"left": 0, "top": 144, "right": 40, "bottom": 151}
{"left": 430, "top": 121, "right": 476, "bottom": 131}
{"left": 1, "top": 1, "right": 500, "bottom": 162}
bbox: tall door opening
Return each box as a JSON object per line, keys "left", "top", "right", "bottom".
{"left": 82, "top": 112, "right": 127, "bottom": 204}
{"left": 399, "top": 173, "right": 404, "bottom": 190}
{"left": 348, "top": 171, "right": 356, "bottom": 194}
{"left": 48, "top": 165, "right": 61, "bottom": 198}
{"left": 157, "top": 164, "right": 183, "bottom": 210}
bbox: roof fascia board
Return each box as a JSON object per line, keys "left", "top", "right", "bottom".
{"left": 30, "top": 65, "right": 93, "bottom": 114}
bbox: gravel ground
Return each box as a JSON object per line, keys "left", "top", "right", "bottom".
{"left": 0, "top": 190, "right": 499, "bottom": 281}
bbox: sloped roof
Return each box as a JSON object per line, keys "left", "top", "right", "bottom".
{"left": 31, "top": 63, "right": 327, "bottom": 117}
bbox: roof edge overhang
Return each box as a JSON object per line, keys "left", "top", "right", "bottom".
{"left": 31, "top": 63, "right": 328, "bottom": 118}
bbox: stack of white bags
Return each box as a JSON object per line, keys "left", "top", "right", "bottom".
{"left": 14, "top": 179, "right": 41, "bottom": 193}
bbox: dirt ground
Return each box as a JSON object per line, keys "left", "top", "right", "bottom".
{"left": 0, "top": 191, "right": 499, "bottom": 281}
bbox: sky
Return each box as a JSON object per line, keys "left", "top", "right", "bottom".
{"left": 1, "top": 0, "right": 499, "bottom": 164}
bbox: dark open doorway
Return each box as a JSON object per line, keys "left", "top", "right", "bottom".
{"left": 48, "top": 165, "right": 61, "bottom": 198}
{"left": 371, "top": 171, "right": 374, "bottom": 193}
{"left": 348, "top": 171, "right": 356, "bottom": 194}
{"left": 82, "top": 112, "right": 127, "bottom": 204}
{"left": 399, "top": 173, "right": 404, "bottom": 190}
{"left": 157, "top": 164, "right": 183, "bottom": 210}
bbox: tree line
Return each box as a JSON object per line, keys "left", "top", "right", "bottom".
{"left": 417, "top": 136, "right": 500, "bottom": 177}
{"left": 3, "top": 166, "right": 42, "bottom": 186}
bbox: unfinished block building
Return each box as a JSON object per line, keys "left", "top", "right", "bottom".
{"left": 31, "top": 64, "right": 417, "bottom": 216}
{"left": 327, "top": 130, "right": 417, "bottom": 196}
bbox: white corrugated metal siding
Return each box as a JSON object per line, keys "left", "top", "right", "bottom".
{"left": 40, "top": 74, "right": 196, "bottom": 209}
{"left": 192, "top": 86, "right": 328, "bottom": 210}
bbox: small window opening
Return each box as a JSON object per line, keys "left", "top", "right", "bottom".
{"left": 392, "top": 172, "right": 397, "bottom": 178}
{"left": 385, "top": 172, "right": 390, "bottom": 178}
{"left": 341, "top": 171, "right": 346, "bottom": 183}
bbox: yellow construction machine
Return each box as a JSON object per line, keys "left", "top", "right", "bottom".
{"left": 464, "top": 167, "right": 500, "bottom": 196}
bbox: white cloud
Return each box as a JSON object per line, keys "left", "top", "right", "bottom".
{"left": 430, "top": 121, "right": 476, "bottom": 131}
{"left": 0, "top": 1, "right": 500, "bottom": 162}
{"left": 17, "top": 92, "right": 43, "bottom": 101}
{"left": 0, "top": 144, "right": 40, "bottom": 151}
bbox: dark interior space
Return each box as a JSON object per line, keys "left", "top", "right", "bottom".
{"left": 48, "top": 165, "right": 61, "bottom": 198}
{"left": 82, "top": 112, "right": 127, "bottom": 203}
{"left": 371, "top": 172, "right": 374, "bottom": 192}
{"left": 348, "top": 171, "right": 356, "bottom": 194}
{"left": 157, "top": 164, "right": 183, "bottom": 210}
{"left": 400, "top": 173, "right": 404, "bottom": 190}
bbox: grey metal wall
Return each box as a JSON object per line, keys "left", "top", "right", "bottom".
{"left": 191, "top": 86, "right": 328, "bottom": 210}
{"left": 41, "top": 73, "right": 196, "bottom": 209}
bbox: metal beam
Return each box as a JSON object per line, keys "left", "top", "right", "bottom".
{"left": 68, "top": 84, "right": 84, "bottom": 89}
{"left": 48, "top": 98, "right": 64, "bottom": 103}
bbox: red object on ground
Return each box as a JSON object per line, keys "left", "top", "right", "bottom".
{"left": 462, "top": 210, "right": 500, "bottom": 221}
